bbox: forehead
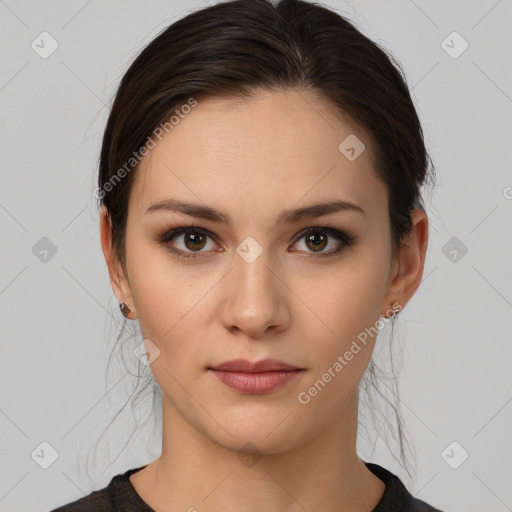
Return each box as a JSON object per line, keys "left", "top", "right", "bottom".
{"left": 130, "top": 88, "right": 385, "bottom": 223}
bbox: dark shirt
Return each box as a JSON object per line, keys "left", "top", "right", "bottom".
{"left": 49, "top": 462, "right": 444, "bottom": 511}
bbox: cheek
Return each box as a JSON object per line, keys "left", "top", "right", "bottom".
{"left": 291, "top": 254, "right": 389, "bottom": 398}
{"left": 293, "top": 276, "right": 381, "bottom": 423}
{"left": 126, "top": 241, "right": 232, "bottom": 392}
{"left": 127, "top": 234, "right": 211, "bottom": 336}
{"left": 295, "top": 257, "right": 388, "bottom": 345}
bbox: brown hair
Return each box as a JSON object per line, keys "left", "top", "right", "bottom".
{"left": 95, "top": 0, "right": 435, "bottom": 477}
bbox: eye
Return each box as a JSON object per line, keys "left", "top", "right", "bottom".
{"left": 157, "top": 225, "right": 356, "bottom": 259}
{"left": 157, "top": 226, "right": 219, "bottom": 259}
{"left": 290, "top": 227, "right": 355, "bottom": 257}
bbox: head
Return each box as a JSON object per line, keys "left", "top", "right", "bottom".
{"left": 97, "top": 0, "right": 433, "bottom": 471}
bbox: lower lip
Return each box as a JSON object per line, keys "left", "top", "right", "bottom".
{"left": 209, "top": 369, "right": 302, "bottom": 393}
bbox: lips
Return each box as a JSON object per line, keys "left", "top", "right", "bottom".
{"left": 208, "top": 358, "right": 301, "bottom": 373}
{"left": 208, "top": 358, "right": 304, "bottom": 393}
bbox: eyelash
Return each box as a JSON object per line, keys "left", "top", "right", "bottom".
{"left": 156, "top": 225, "right": 356, "bottom": 260}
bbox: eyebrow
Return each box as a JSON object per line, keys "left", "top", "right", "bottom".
{"left": 145, "top": 198, "right": 365, "bottom": 224}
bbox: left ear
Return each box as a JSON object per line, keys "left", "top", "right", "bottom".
{"left": 381, "top": 208, "right": 429, "bottom": 316}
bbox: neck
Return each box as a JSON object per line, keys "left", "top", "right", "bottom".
{"left": 131, "top": 390, "right": 385, "bottom": 512}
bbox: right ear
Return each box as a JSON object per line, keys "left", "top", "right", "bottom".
{"left": 99, "top": 206, "right": 137, "bottom": 320}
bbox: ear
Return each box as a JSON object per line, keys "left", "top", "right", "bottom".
{"left": 380, "top": 208, "right": 429, "bottom": 317}
{"left": 99, "top": 206, "right": 137, "bottom": 320}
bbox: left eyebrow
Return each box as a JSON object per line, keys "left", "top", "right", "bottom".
{"left": 279, "top": 199, "right": 366, "bottom": 223}
{"left": 145, "top": 198, "right": 365, "bottom": 225}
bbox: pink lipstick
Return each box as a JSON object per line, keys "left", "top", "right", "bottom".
{"left": 208, "top": 358, "right": 303, "bottom": 394}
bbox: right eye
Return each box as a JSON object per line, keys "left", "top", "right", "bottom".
{"left": 157, "top": 226, "right": 221, "bottom": 259}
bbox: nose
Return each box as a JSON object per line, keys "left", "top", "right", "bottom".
{"left": 219, "top": 249, "right": 291, "bottom": 338}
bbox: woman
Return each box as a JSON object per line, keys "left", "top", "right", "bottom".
{"left": 52, "top": 0, "right": 442, "bottom": 510}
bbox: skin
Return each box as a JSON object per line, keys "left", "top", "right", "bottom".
{"left": 100, "top": 88, "right": 428, "bottom": 512}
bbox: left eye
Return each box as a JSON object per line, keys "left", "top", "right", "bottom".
{"left": 291, "top": 227, "right": 354, "bottom": 256}
{"left": 292, "top": 229, "right": 343, "bottom": 253}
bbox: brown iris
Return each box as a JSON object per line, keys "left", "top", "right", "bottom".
{"left": 305, "top": 232, "right": 328, "bottom": 252}
{"left": 184, "top": 232, "right": 207, "bottom": 251}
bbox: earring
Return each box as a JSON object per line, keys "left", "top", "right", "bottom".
{"left": 381, "top": 303, "right": 401, "bottom": 320}
{"left": 119, "top": 302, "right": 131, "bottom": 318}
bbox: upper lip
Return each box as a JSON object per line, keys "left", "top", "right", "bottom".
{"left": 209, "top": 358, "right": 302, "bottom": 373}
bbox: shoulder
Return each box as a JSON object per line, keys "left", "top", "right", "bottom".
{"left": 365, "top": 462, "right": 445, "bottom": 512}
{"left": 48, "top": 465, "right": 149, "bottom": 512}
{"left": 49, "top": 486, "right": 112, "bottom": 511}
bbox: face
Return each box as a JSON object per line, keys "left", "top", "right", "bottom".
{"left": 101, "top": 88, "right": 423, "bottom": 455}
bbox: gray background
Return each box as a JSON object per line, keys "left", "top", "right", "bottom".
{"left": 1, "top": 1, "right": 511, "bottom": 511}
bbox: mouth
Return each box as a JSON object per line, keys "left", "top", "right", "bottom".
{"left": 208, "top": 358, "right": 304, "bottom": 394}
{"left": 208, "top": 358, "right": 303, "bottom": 373}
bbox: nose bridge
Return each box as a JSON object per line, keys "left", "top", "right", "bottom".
{"left": 221, "top": 238, "right": 288, "bottom": 335}
{"left": 232, "top": 238, "right": 277, "bottom": 303}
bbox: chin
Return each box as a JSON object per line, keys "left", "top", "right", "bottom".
{"left": 200, "top": 408, "right": 307, "bottom": 457}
